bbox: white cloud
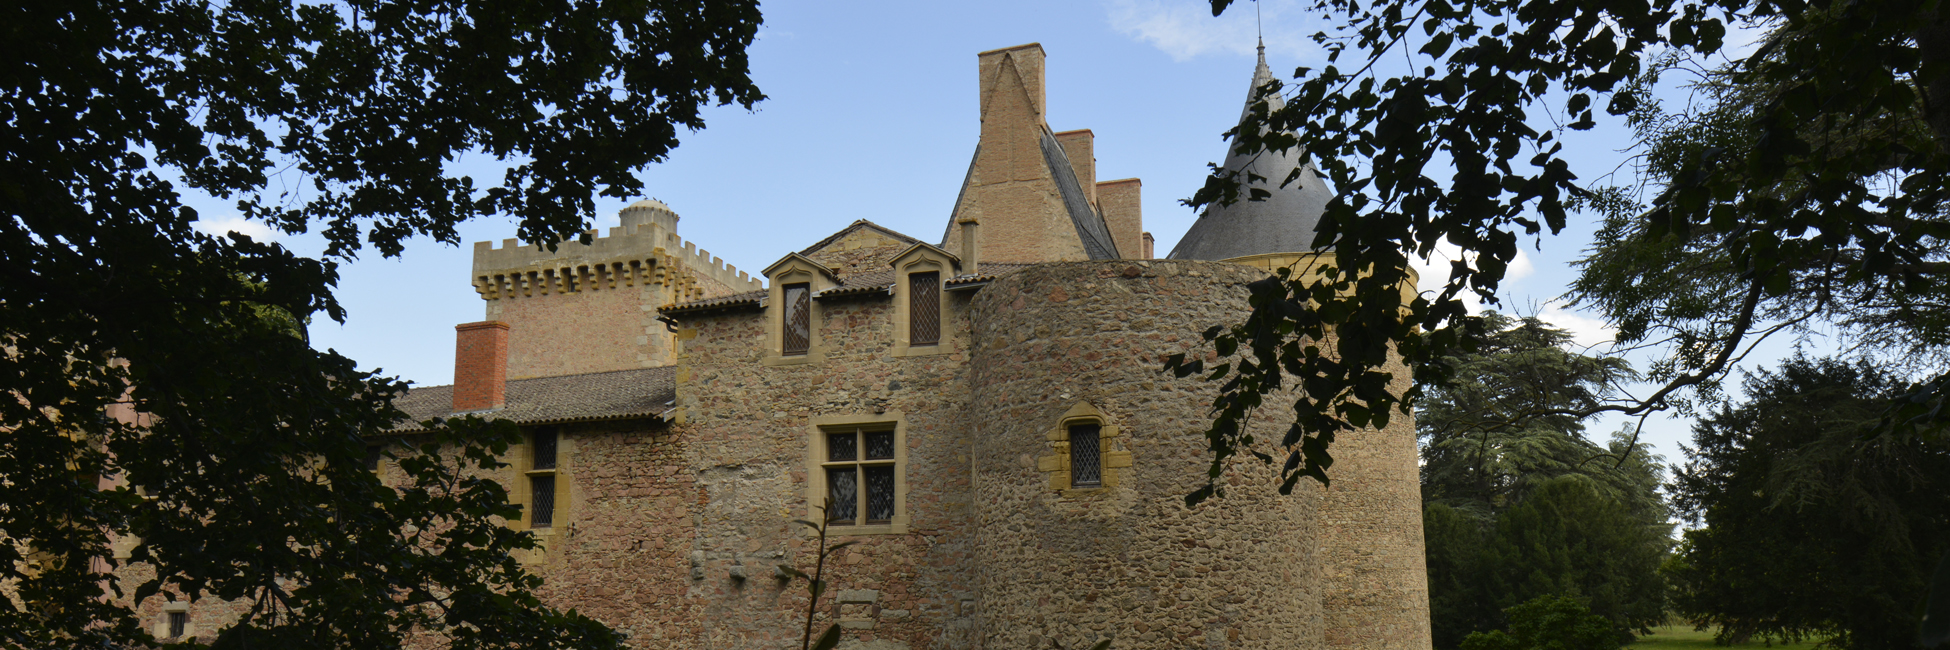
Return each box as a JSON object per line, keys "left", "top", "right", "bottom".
{"left": 1410, "top": 241, "right": 1534, "bottom": 314}
{"left": 194, "top": 217, "right": 279, "bottom": 242}
{"left": 1536, "top": 303, "right": 1617, "bottom": 350}
{"left": 1104, "top": 0, "right": 1317, "bottom": 62}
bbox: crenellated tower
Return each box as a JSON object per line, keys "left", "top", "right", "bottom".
{"left": 471, "top": 199, "right": 763, "bottom": 379}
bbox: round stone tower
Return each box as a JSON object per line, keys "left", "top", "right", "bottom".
{"left": 967, "top": 260, "right": 1326, "bottom": 650}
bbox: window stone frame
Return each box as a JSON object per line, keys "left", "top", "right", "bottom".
{"left": 804, "top": 412, "right": 909, "bottom": 535}
{"left": 888, "top": 243, "right": 961, "bottom": 358}
{"left": 1038, "top": 402, "right": 1132, "bottom": 494}
{"left": 508, "top": 426, "right": 573, "bottom": 564}
{"left": 761, "top": 253, "right": 841, "bottom": 367}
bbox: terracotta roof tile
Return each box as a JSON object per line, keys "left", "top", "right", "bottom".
{"left": 391, "top": 366, "right": 674, "bottom": 432}
{"left": 660, "top": 290, "right": 765, "bottom": 314}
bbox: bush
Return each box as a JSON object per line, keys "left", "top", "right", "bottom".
{"left": 1459, "top": 595, "right": 1622, "bottom": 650}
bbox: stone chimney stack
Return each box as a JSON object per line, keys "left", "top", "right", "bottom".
{"left": 1054, "top": 129, "right": 1096, "bottom": 205}
{"left": 1097, "top": 178, "right": 1144, "bottom": 259}
{"left": 960, "top": 218, "right": 980, "bottom": 275}
{"left": 453, "top": 321, "right": 510, "bottom": 412}
{"left": 978, "top": 43, "right": 1045, "bottom": 124}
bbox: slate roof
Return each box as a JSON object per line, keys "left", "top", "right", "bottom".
{"left": 1039, "top": 128, "right": 1121, "bottom": 260}
{"left": 391, "top": 366, "right": 675, "bottom": 432}
{"left": 1168, "top": 46, "right": 1335, "bottom": 261}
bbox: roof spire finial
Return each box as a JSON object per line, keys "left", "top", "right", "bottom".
{"left": 1256, "top": 0, "right": 1264, "bottom": 54}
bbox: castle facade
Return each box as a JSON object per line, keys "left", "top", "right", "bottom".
{"left": 382, "top": 43, "right": 1432, "bottom": 650}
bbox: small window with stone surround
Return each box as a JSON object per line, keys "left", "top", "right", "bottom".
{"left": 1039, "top": 402, "right": 1132, "bottom": 493}
{"left": 527, "top": 427, "right": 560, "bottom": 529}
{"left": 761, "top": 253, "right": 838, "bottom": 366}
{"left": 158, "top": 602, "right": 190, "bottom": 640}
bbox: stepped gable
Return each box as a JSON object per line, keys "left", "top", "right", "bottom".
{"left": 390, "top": 366, "right": 676, "bottom": 432}
{"left": 1168, "top": 44, "right": 1336, "bottom": 261}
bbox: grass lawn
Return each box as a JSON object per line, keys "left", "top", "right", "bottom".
{"left": 1630, "top": 625, "right": 1819, "bottom": 650}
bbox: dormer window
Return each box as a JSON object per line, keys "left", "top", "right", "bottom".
{"left": 908, "top": 272, "right": 940, "bottom": 346}
{"left": 760, "top": 253, "right": 837, "bottom": 366}
{"left": 888, "top": 243, "right": 958, "bottom": 358}
{"left": 782, "top": 283, "right": 811, "bottom": 356}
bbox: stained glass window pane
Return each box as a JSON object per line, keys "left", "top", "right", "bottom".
{"left": 1069, "top": 423, "right": 1102, "bottom": 487}
{"left": 531, "top": 475, "right": 556, "bottom": 528}
{"left": 863, "top": 430, "right": 895, "bottom": 460}
{"left": 827, "top": 467, "right": 858, "bottom": 524}
{"left": 828, "top": 432, "right": 856, "bottom": 461}
{"left": 783, "top": 283, "right": 811, "bottom": 355}
{"left": 865, "top": 465, "right": 895, "bottom": 523}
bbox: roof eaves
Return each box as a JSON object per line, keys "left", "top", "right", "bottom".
{"left": 387, "top": 409, "right": 669, "bottom": 434}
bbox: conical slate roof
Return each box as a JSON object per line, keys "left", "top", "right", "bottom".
{"left": 1168, "top": 45, "right": 1335, "bottom": 261}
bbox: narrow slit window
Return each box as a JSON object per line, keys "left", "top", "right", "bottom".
{"left": 168, "top": 612, "right": 187, "bottom": 638}
{"left": 532, "top": 428, "right": 558, "bottom": 470}
{"left": 530, "top": 475, "right": 556, "bottom": 528}
{"left": 365, "top": 445, "right": 383, "bottom": 471}
{"left": 909, "top": 271, "right": 940, "bottom": 346}
{"left": 782, "top": 283, "right": 812, "bottom": 355}
{"left": 1069, "top": 423, "right": 1102, "bottom": 487}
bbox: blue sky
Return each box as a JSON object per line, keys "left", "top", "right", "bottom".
{"left": 190, "top": 0, "right": 1813, "bottom": 471}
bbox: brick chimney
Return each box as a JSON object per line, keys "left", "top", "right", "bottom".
{"left": 453, "top": 321, "right": 510, "bottom": 412}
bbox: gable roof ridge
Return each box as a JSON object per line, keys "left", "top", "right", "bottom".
{"left": 797, "top": 219, "right": 924, "bottom": 257}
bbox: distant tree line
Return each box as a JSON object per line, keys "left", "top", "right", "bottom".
{"left": 1422, "top": 315, "right": 1950, "bottom": 650}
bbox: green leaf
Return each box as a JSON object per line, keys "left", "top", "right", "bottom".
{"left": 811, "top": 623, "right": 845, "bottom": 650}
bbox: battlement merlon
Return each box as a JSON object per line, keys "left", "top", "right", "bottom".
{"left": 468, "top": 201, "right": 763, "bottom": 300}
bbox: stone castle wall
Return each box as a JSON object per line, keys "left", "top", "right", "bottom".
{"left": 1315, "top": 372, "right": 1430, "bottom": 650}
{"left": 472, "top": 205, "right": 763, "bottom": 380}
{"left": 662, "top": 288, "right": 987, "bottom": 650}
{"left": 965, "top": 260, "right": 1324, "bottom": 650}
